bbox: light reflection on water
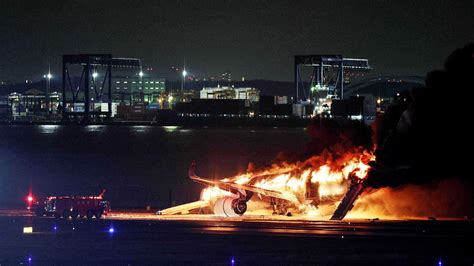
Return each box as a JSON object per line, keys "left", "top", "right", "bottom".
{"left": 37, "top": 125, "right": 61, "bottom": 134}
{"left": 131, "top": 125, "right": 152, "bottom": 134}
{"left": 83, "top": 125, "right": 106, "bottom": 133}
{"left": 179, "top": 128, "right": 192, "bottom": 133}
{"left": 163, "top": 126, "right": 179, "bottom": 132}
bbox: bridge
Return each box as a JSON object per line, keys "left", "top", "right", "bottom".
{"left": 344, "top": 75, "right": 425, "bottom": 98}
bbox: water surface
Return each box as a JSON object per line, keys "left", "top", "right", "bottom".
{"left": 0, "top": 125, "right": 309, "bottom": 208}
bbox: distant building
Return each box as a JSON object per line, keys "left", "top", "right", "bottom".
{"left": 1, "top": 91, "right": 62, "bottom": 119}
{"left": 200, "top": 86, "right": 259, "bottom": 102}
{"left": 113, "top": 74, "right": 166, "bottom": 104}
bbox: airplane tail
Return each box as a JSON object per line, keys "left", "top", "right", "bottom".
{"left": 330, "top": 182, "right": 365, "bottom": 220}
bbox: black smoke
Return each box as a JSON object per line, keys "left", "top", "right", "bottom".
{"left": 365, "top": 43, "right": 474, "bottom": 189}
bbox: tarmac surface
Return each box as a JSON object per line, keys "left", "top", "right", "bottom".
{"left": 0, "top": 210, "right": 473, "bottom": 265}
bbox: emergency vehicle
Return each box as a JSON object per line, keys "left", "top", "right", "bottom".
{"left": 30, "top": 190, "right": 110, "bottom": 219}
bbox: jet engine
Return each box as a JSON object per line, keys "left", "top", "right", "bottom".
{"left": 213, "top": 197, "right": 247, "bottom": 217}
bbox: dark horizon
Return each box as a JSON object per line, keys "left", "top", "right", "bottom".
{"left": 1, "top": 0, "right": 473, "bottom": 83}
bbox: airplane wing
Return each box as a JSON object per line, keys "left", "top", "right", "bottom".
{"left": 189, "top": 162, "right": 300, "bottom": 205}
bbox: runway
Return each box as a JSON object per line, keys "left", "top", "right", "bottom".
{"left": 0, "top": 209, "right": 473, "bottom": 265}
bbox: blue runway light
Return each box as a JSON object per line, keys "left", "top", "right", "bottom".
{"left": 108, "top": 227, "right": 115, "bottom": 233}
{"left": 28, "top": 256, "right": 32, "bottom": 263}
{"left": 231, "top": 257, "right": 235, "bottom": 265}
{"left": 53, "top": 226, "right": 57, "bottom": 231}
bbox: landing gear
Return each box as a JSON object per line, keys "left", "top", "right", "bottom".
{"left": 232, "top": 199, "right": 247, "bottom": 215}
{"left": 271, "top": 198, "right": 289, "bottom": 215}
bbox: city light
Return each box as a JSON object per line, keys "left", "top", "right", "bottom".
{"left": 168, "top": 95, "right": 173, "bottom": 102}
{"left": 182, "top": 69, "right": 187, "bottom": 77}
{"left": 43, "top": 73, "right": 52, "bottom": 79}
{"left": 139, "top": 71, "right": 144, "bottom": 77}
{"left": 92, "top": 72, "right": 98, "bottom": 78}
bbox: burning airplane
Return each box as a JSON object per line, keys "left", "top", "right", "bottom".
{"left": 159, "top": 149, "right": 375, "bottom": 219}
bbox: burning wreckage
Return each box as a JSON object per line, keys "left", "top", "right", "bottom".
{"left": 158, "top": 150, "right": 376, "bottom": 220}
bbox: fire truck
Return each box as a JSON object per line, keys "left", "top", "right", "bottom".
{"left": 31, "top": 190, "right": 110, "bottom": 219}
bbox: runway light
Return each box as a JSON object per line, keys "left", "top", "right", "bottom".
{"left": 27, "top": 196, "right": 34, "bottom": 202}
{"left": 231, "top": 257, "right": 235, "bottom": 265}
{"left": 23, "top": 227, "right": 33, "bottom": 234}
{"left": 108, "top": 227, "right": 115, "bottom": 233}
{"left": 53, "top": 226, "right": 57, "bottom": 231}
{"left": 28, "top": 256, "right": 32, "bottom": 264}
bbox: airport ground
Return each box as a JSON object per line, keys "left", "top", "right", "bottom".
{"left": 0, "top": 209, "right": 472, "bottom": 265}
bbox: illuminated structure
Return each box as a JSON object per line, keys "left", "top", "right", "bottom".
{"left": 3, "top": 91, "right": 62, "bottom": 120}
{"left": 295, "top": 55, "right": 371, "bottom": 101}
{"left": 62, "top": 54, "right": 141, "bottom": 122}
{"left": 181, "top": 68, "right": 187, "bottom": 92}
{"left": 43, "top": 71, "right": 52, "bottom": 115}
{"left": 200, "top": 86, "right": 259, "bottom": 102}
{"left": 294, "top": 55, "right": 371, "bottom": 116}
{"left": 113, "top": 75, "right": 166, "bottom": 104}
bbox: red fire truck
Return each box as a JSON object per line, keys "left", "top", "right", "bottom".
{"left": 31, "top": 190, "right": 110, "bottom": 219}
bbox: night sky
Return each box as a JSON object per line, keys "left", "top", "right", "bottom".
{"left": 1, "top": 0, "right": 472, "bottom": 82}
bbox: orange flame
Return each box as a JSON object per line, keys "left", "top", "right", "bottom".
{"left": 200, "top": 149, "right": 375, "bottom": 216}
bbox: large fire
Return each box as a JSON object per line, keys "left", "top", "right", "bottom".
{"left": 200, "top": 149, "right": 375, "bottom": 216}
